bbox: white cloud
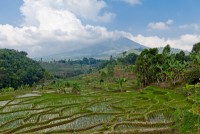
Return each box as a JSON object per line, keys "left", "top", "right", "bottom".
{"left": 179, "top": 24, "right": 200, "bottom": 31}
{"left": 0, "top": 24, "right": 38, "bottom": 46}
{"left": 0, "top": 0, "right": 118, "bottom": 57}
{"left": 148, "top": 19, "right": 174, "bottom": 30}
{"left": 126, "top": 34, "right": 200, "bottom": 51}
{"left": 20, "top": 0, "right": 115, "bottom": 24}
{"left": 64, "top": 0, "right": 116, "bottom": 22}
{"left": 117, "top": 0, "right": 142, "bottom": 5}
{"left": 0, "top": 0, "right": 197, "bottom": 58}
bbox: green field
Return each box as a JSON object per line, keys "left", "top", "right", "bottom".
{"left": 0, "top": 85, "right": 199, "bottom": 134}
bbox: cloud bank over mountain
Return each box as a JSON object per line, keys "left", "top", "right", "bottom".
{"left": 0, "top": 0, "right": 199, "bottom": 57}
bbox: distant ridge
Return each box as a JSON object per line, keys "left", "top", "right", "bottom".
{"left": 34, "top": 38, "right": 190, "bottom": 61}
{"left": 35, "top": 37, "right": 147, "bottom": 61}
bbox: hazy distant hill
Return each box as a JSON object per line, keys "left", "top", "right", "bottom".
{"left": 34, "top": 37, "right": 190, "bottom": 61}
{"left": 36, "top": 37, "right": 147, "bottom": 61}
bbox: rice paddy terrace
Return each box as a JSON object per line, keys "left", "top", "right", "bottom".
{"left": 0, "top": 87, "right": 199, "bottom": 134}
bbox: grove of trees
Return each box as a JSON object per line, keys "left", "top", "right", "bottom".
{"left": 0, "top": 49, "right": 45, "bottom": 89}
{"left": 135, "top": 43, "right": 200, "bottom": 87}
{"left": 117, "top": 52, "right": 138, "bottom": 64}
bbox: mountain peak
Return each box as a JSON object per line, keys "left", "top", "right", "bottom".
{"left": 38, "top": 37, "right": 146, "bottom": 60}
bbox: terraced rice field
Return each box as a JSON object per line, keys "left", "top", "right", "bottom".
{"left": 0, "top": 87, "right": 198, "bottom": 133}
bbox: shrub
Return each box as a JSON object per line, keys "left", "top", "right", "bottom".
{"left": 1, "top": 87, "right": 15, "bottom": 92}
{"left": 186, "top": 65, "right": 200, "bottom": 84}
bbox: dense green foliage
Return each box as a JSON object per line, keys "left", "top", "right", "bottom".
{"left": 0, "top": 49, "right": 45, "bottom": 89}
{"left": 185, "top": 43, "right": 200, "bottom": 84}
{"left": 117, "top": 52, "right": 138, "bottom": 64}
{"left": 192, "top": 42, "right": 200, "bottom": 54}
{"left": 179, "top": 112, "right": 200, "bottom": 133}
{"left": 186, "top": 64, "right": 200, "bottom": 84}
{"left": 135, "top": 44, "right": 199, "bottom": 86}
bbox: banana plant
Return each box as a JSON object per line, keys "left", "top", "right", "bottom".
{"left": 116, "top": 77, "right": 127, "bottom": 92}
{"left": 71, "top": 83, "right": 81, "bottom": 94}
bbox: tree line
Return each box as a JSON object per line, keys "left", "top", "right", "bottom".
{"left": 135, "top": 43, "right": 200, "bottom": 87}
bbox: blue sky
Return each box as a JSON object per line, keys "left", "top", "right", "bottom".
{"left": 0, "top": 0, "right": 200, "bottom": 57}
{"left": 105, "top": 0, "right": 200, "bottom": 36}
{"left": 0, "top": 0, "right": 23, "bottom": 25}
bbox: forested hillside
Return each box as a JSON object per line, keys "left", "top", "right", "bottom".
{"left": 0, "top": 49, "right": 45, "bottom": 89}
